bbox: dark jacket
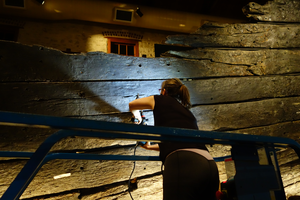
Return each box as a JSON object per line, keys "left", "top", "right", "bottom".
{"left": 153, "top": 95, "right": 208, "bottom": 163}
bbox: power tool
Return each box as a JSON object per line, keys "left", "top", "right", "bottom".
{"left": 131, "top": 93, "right": 148, "bottom": 146}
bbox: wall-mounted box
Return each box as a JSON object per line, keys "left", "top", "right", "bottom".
{"left": 114, "top": 8, "right": 134, "bottom": 23}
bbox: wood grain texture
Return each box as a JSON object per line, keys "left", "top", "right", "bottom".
{"left": 0, "top": 149, "right": 161, "bottom": 199}
{"left": 166, "top": 23, "right": 300, "bottom": 48}
{"left": 0, "top": 40, "right": 255, "bottom": 81}
{"left": 192, "top": 96, "right": 300, "bottom": 131}
{"left": 1, "top": 76, "right": 299, "bottom": 115}
{"left": 242, "top": 0, "right": 300, "bottom": 22}
{"left": 1, "top": 13, "right": 300, "bottom": 198}
{"left": 166, "top": 48, "right": 300, "bottom": 76}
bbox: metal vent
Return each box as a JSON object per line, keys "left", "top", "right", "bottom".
{"left": 114, "top": 8, "right": 134, "bottom": 23}
{"left": 102, "top": 31, "right": 143, "bottom": 40}
{"left": 4, "top": 0, "right": 25, "bottom": 8}
{"left": 0, "top": 17, "right": 26, "bottom": 27}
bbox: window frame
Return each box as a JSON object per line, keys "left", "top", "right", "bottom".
{"left": 107, "top": 37, "right": 139, "bottom": 57}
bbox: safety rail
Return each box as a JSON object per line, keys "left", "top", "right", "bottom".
{"left": 1, "top": 111, "right": 300, "bottom": 200}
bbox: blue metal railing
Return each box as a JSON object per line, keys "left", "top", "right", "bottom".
{"left": 1, "top": 111, "right": 300, "bottom": 200}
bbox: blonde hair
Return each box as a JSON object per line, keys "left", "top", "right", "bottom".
{"left": 161, "top": 78, "right": 191, "bottom": 108}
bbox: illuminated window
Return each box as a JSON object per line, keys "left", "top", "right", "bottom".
{"left": 107, "top": 38, "right": 139, "bottom": 57}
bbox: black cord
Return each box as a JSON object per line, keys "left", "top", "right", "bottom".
{"left": 128, "top": 143, "right": 139, "bottom": 200}
{"left": 128, "top": 93, "right": 148, "bottom": 199}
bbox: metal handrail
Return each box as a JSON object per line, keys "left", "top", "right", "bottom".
{"left": 1, "top": 111, "right": 300, "bottom": 200}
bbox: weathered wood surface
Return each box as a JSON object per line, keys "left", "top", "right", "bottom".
{"left": 1, "top": 40, "right": 253, "bottom": 81}
{"left": 243, "top": 0, "right": 300, "bottom": 22}
{"left": 193, "top": 96, "right": 300, "bottom": 131}
{"left": 2, "top": 94, "right": 300, "bottom": 153}
{"left": 2, "top": 94, "right": 300, "bottom": 151}
{"left": 1, "top": 76, "right": 299, "bottom": 114}
{"left": 0, "top": 148, "right": 162, "bottom": 199}
{"left": 228, "top": 120, "right": 300, "bottom": 141}
{"left": 166, "top": 22, "right": 300, "bottom": 48}
{"left": 278, "top": 154, "right": 300, "bottom": 197}
{"left": 0, "top": 125, "right": 137, "bottom": 152}
{"left": 1, "top": 75, "right": 299, "bottom": 152}
{"left": 166, "top": 48, "right": 300, "bottom": 76}
{"left": 2, "top": 41, "right": 300, "bottom": 82}
{"left": 1, "top": 12, "right": 300, "bottom": 199}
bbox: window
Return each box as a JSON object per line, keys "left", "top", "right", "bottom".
{"left": 114, "top": 9, "right": 133, "bottom": 23}
{"left": 107, "top": 38, "right": 139, "bottom": 57}
{"left": 4, "top": 0, "right": 25, "bottom": 8}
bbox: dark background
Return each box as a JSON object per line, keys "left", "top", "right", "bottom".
{"left": 113, "top": 0, "right": 269, "bottom": 20}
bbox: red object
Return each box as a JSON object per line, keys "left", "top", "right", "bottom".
{"left": 216, "top": 191, "right": 224, "bottom": 200}
{"left": 225, "top": 158, "right": 233, "bottom": 162}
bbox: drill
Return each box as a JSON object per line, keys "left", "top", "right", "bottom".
{"left": 131, "top": 93, "right": 148, "bottom": 146}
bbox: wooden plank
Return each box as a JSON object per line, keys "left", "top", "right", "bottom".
{"left": 166, "top": 48, "right": 300, "bottom": 76}
{"left": 192, "top": 96, "right": 300, "bottom": 131}
{"left": 280, "top": 161, "right": 300, "bottom": 198}
{"left": 1, "top": 19, "right": 300, "bottom": 200}
{"left": 0, "top": 40, "right": 256, "bottom": 82}
{"left": 242, "top": 1, "right": 300, "bottom": 22}
{"left": 0, "top": 125, "right": 136, "bottom": 152}
{"left": 228, "top": 120, "right": 300, "bottom": 142}
{"left": 187, "top": 75, "right": 300, "bottom": 105}
{"left": 166, "top": 22, "right": 300, "bottom": 48}
{"left": 0, "top": 149, "right": 161, "bottom": 199}
{"left": 0, "top": 41, "right": 72, "bottom": 81}
{"left": 1, "top": 74, "right": 299, "bottom": 152}
{"left": 0, "top": 81, "right": 161, "bottom": 115}
{"left": 3, "top": 41, "right": 299, "bottom": 81}
{"left": 1, "top": 76, "right": 299, "bottom": 114}
{"left": 2, "top": 40, "right": 297, "bottom": 83}
{"left": 0, "top": 127, "right": 57, "bottom": 152}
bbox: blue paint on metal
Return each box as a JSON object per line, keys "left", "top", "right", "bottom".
{"left": 0, "top": 151, "right": 33, "bottom": 158}
{"left": 0, "top": 151, "right": 231, "bottom": 162}
{"left": 1, "top": 111, "right": 300, "bottom": 151}
{"left": 0, "top": 111, "right": 300, "bottom": 200}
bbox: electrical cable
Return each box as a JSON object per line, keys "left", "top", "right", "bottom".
{"left": 128, "top": 143, "right": 139, "bottom": 200}
{"left": 128, "top": 93, "right": 148, "bottom": 200}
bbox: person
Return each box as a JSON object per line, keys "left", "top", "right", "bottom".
{"left": 128, "top": 78, "right": 219, "bottom": 200}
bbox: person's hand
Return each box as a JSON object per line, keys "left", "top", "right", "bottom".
{"left": 140, "top": 142, "right": 160, "bottom": 151}
{"left": 132, "top": 116, "right": 141, "bottom": 124}
{"left": 131, "top": 110, "right": 142, "bottom": 124}
{"left": 140, "top": 142, "right": 151, "bottom": 149}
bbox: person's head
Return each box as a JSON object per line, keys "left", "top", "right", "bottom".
{"left": 160, "top": 78, "right": 191, "bottom": 108}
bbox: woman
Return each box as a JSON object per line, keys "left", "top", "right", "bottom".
{"left": 129, "top": 78, "right": 219, "bottom": 200}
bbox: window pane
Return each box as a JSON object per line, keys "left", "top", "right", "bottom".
{"left": 128, "top": 46, "right": 134, "bottom": 56}
{"left": 120, "top": 44, "right": 126, "bottom": 55}
{"left": 5, "top": 0, "right": 24, "bottom": 7}
{"left": 109, "top": 39, "right": 138, "bottom": 57}
{"left": 116, "top": 10, "right": 132, "bottom": 22}
{"left": 111, "top": 43, "right": 118, "bottom": 54}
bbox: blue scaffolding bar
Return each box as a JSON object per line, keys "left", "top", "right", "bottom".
{"left": 0, "top": 111, "right": 300, "bottom": 200}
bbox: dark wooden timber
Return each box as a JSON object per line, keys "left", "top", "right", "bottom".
{"left": 1, "top": 76, "right": 300, "bottom": 114}
{"left": 166, "top": 22, "right": 300, "bottom": 48}
{"left": 165, "top": 48, "right": 300, "bottom": 75}
{"left": 243, "top": 0, "right": 300, "bottom": 22}
{"left": 1, "top": 0, "right": 300, "bottom": 198}
{"left": 192, "top": 96, "right": 300, "bottom": 131}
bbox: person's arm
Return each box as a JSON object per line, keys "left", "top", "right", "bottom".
{"left": 129, "top": 96, "right": 155, "bottom": 124}
{"left": 140, "top": 142, "right": 160, "bottom": 151}
{"left": 129, "top": 96, "right": 158, "bottom": 150}
{"left": 129, "top": 96, "right": 158, "bottom": 151}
